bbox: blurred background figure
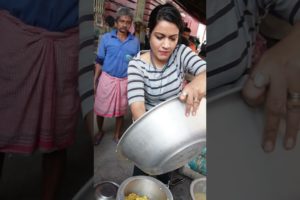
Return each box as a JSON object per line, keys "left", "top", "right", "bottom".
{"left": 134, "top": 20, "right": 147, "bottom": 50}
{"left": 105, "top": 15, "right": 116, "bottom": 31}
{"left": 198, "top": 40, "right": 206, "bottom": 59}
{"left": 182, "top": 27, "right": 197, "bottom": 52}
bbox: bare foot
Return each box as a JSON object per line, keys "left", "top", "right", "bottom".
{"left": 113, "top": 136, "right": 119, "bottom": 144}
{"left": 94, "top": 131, "right": 105, "bottom": 145}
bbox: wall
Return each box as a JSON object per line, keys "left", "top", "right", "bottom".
{"left": 104, "top": 0, "right": 137, "bottom": 18}
{"left": 101, "top": 0, "right": 200, "bottom": 36}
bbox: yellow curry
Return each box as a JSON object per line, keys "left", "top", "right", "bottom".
{"left": 125, "top": 193, "right": 149, "bottom": 200}
{"left": 194, "top": 192, "right": 206, "bottom": 200}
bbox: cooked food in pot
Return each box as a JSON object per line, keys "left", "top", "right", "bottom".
{"left": 125, "top": 193, "right": 149, "bottom": 200}
{"left": 194, "top": 192, "right": 206, "bottom": 200}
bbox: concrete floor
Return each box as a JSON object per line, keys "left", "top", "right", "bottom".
{"left": 93, "top": 112, "right": 199, "bottom": 200}
{"left": 0, "top": 115, "right": 93, "bottom": 200}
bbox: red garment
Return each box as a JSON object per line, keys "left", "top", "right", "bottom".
{"left": 0, "top": 11, "right": 80, "bottom": 154}
{"left": 94, "top": 72, "right": 128, "bottom": 117}
{"left": 189, "top": 42, "right": 197, "bottom": 52}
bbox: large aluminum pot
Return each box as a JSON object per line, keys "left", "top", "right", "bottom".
{"left": 208, "top": 82, "right": 300, "bottom": 200}
{"left": 116, "top": 96, "right": 206, "bottom": 175}
{"left": 116, "top": 176, "right": 173, "bottom": 200}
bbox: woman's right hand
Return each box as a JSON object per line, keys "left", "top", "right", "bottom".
{"left": 242, "top": 22, "right": 300, "bottom": 152}
{"left": 180, "top": 71, "right": 206, "bottom": 117}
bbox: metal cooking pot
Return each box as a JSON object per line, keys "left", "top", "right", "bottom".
{"left": 95, "top": 181, "right": 119, "bottom": 200}
{"left": 116, "top": 96, "right": 206, "bottom": 175}
{"left": 116, "top": 176, "right": 173, "bottom": 200}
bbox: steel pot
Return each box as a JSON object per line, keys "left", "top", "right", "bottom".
{"left": 116, "top": 96, "right": 206, "bottom": 175}
{"left": 95, "top": 181, "right": 119, "bottom": 200}
{"left": 190, "top": 178, "right": 206, "bottom": 200}
{"left": 116, "top": 176, "right": 173, "bottom": 200}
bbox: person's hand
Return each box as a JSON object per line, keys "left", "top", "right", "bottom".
{"left": 180, "top": 72, "right": 206, "bottom": 117}
{"left": 242, "top": 22, "right": 300, "bottom": 152}
{"left": 94, "top": 63, "right": 102, "bottom": 93}
{"left": 93, "top": 75, "right": 98, "bottom": 93}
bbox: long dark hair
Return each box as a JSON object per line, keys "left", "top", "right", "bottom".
{"left": 148, "top": 3, "right": 184, "bottom": 36}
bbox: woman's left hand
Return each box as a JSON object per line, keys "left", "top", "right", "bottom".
{"left": 180, "top": 71, "right": 206, "bottom": 117}
{"left": 242, "top": 22, "right": 300, "bottom": 152}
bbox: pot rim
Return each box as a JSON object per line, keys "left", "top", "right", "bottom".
{"left": 116, "top": 97, "right": 206, "bottom": 175}
{"left": 118, "top": 96, "right": 180, "bottom": 143}
{"left": 117, "top": 175, "right": 173, "bottom": 200}
{"left": 190, "top": 177, "right": 206, "bottom": 200}
{"left": 95, "top": 181, "right": 120, "bottom": 200}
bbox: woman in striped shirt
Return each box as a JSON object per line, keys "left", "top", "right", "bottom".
{"left": 127, "top": 3, "right": 206, "bottom": 183}
{"left": 128, "top": 3, "right": 206, "bottom": 120}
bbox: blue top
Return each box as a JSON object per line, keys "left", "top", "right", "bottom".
{"left": 96, "top": 30, "right": 140, "bottom": 78}
{"left": 0, "top": 0, "right": 78, "bottom": 32}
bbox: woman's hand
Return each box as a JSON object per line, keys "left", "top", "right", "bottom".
{"left": 242, "top": 22, "right": 300, "bottom": 152}
{"left": 180, "top": 71, "right": 206, "bottom": 117}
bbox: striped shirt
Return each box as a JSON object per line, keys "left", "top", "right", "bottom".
{"left": 207, "top": 0, "right": 300, "bottom": 90}
{"left": 79, "top": 0, "right": 94, "bottom": 118}
{"left": 128, "top": 44, "right": 206, "bottom": 111}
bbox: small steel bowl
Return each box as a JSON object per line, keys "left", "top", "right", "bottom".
{"left": 95, "top": 181, "right": 119, "bottom": 200}
{"left": 190, "top": 177, "right": 206, "bottom": 200}
{"left": 116, "top": 176, "right": 173, "bottom": 200}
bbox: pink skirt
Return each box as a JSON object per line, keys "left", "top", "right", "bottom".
{"left": 94, "top": 72, "right": 128, "bottom": 117}
{"left": 0, "top": 11, "right": 80, "bottom": 154}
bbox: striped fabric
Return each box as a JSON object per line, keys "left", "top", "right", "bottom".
{"left": 94, "top": 72, "right": 128, "bottom": 117}
{"left": 79, "top": 0, "right": 94, "bottom": 118}
{"left": 207, "top": 0, "right": 300, "bottom": 90}
{"left": 127, "top": 44, "right": 206, "bottom": 111}
{"left": 0, "top": 10, "right": 80, "bottom": 153}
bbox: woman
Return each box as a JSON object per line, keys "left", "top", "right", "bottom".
{"left": 127, "top": 3, "right": 206, "bottom": 183}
